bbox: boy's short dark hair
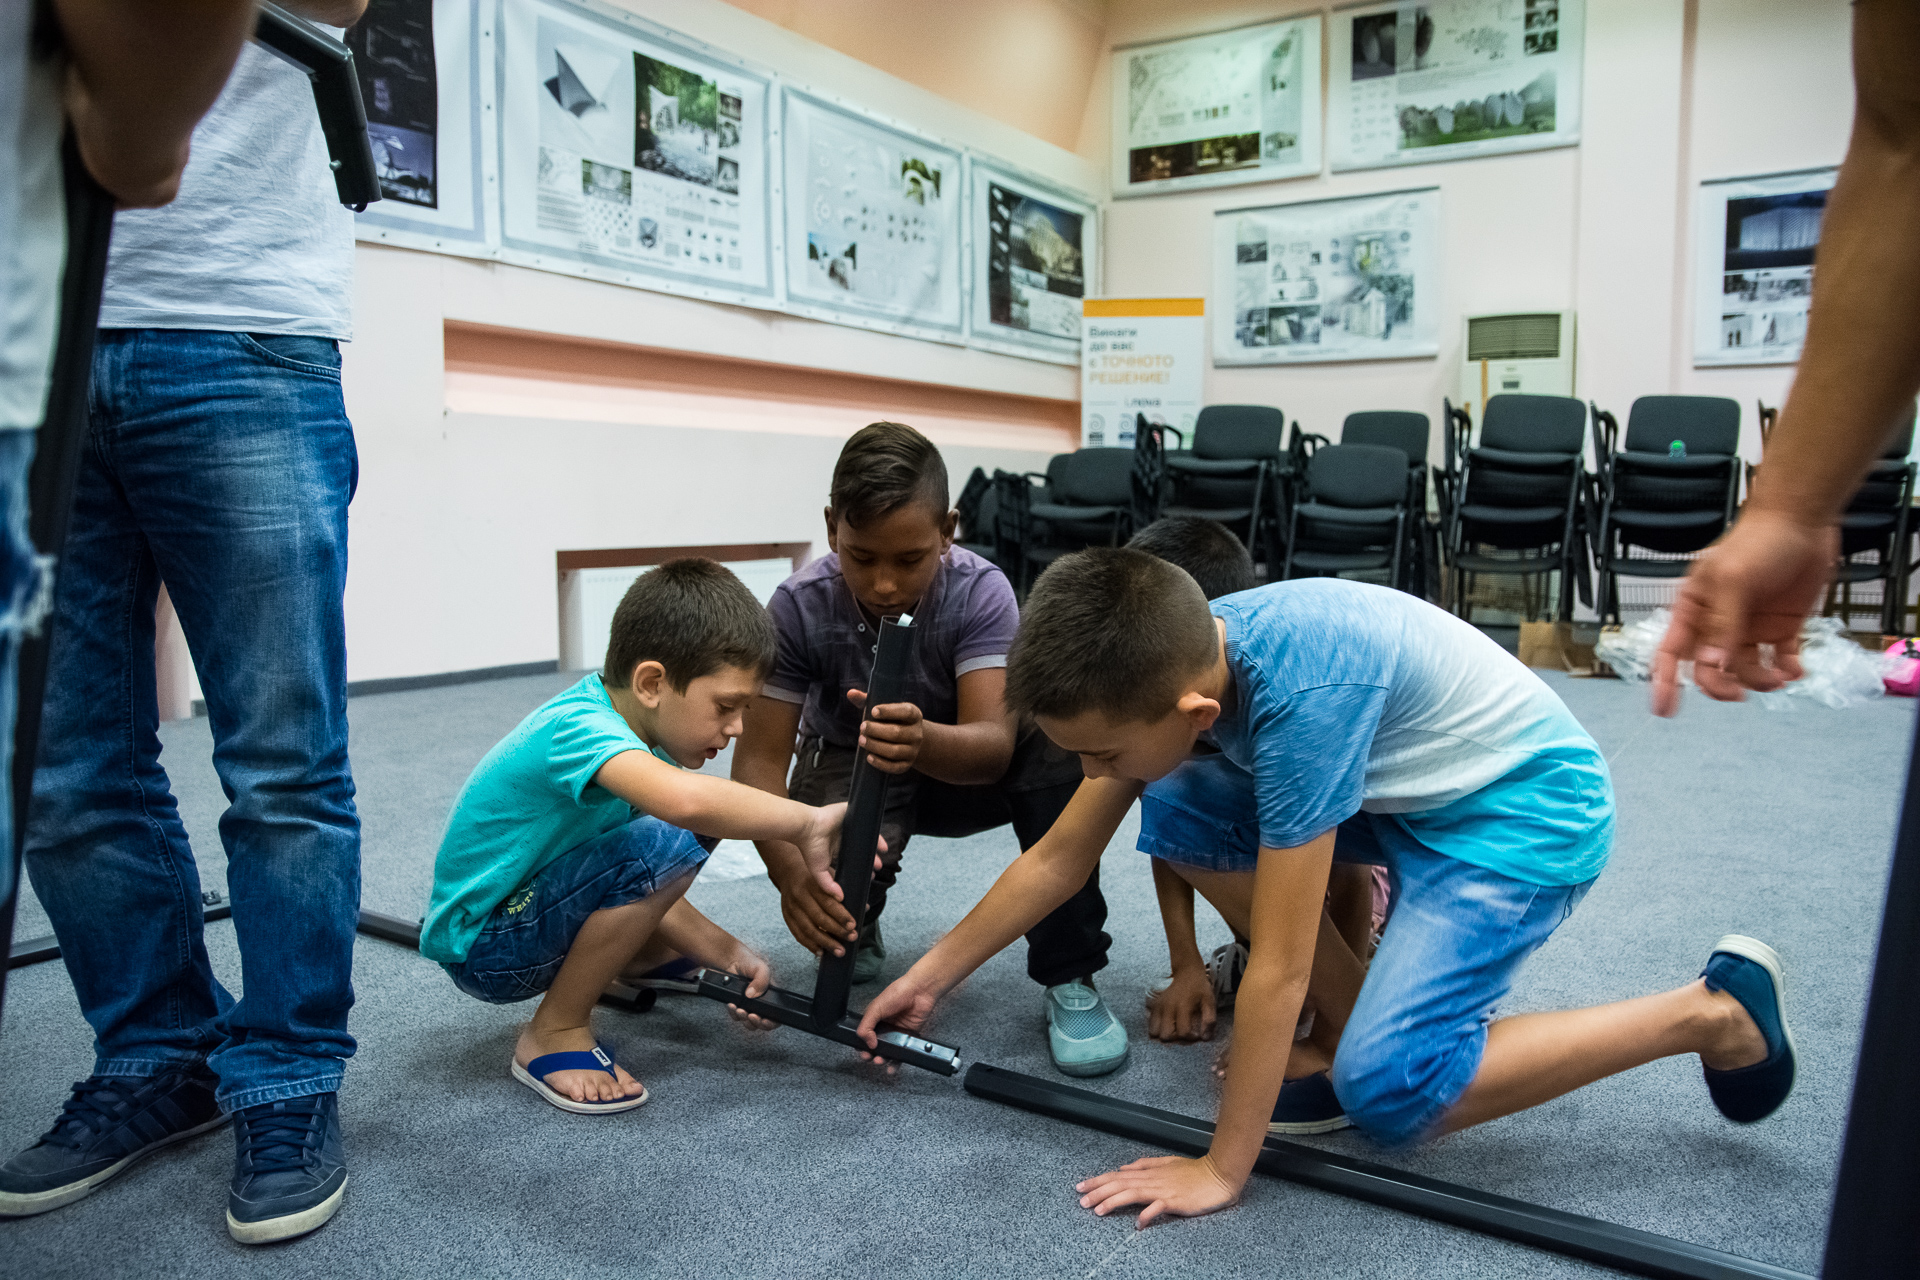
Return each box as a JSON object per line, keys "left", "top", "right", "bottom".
{"left": 1126, "top": 517, "right": 1256, "bottom": 601}
{"left": 829, "top": 421, "right": 949, "bottom": 529}
{"left": 604, "top": 559, "right": 776, "bottom": 692}
{"left": 1006, "top": 548, "right": 1216, "bottom": 723}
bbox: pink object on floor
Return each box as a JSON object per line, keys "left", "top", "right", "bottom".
{"left": 1883, "top": 638, "right": 1920, "bottom": 696}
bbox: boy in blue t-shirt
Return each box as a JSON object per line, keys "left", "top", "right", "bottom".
{"left": 423, "top": 560, "right": 856, "bottom": 1115}
{"left": 860, "top": 549, "right": 1793, "bottom": 1225}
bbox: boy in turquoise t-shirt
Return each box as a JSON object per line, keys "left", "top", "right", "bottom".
{"left": 423, "top": 560, "right": 856, "bottom": 1114}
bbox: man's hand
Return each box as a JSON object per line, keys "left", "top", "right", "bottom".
{"left": 1146, "top": 967, "right": 1217, "bottom": 1043}
{"left": 1075, "top": 1154, "right": 1241, "bottom": 1228}
{"left": 846, "top": 688, "right": 923, "bottom": 774}
{"left": 720, "top": 947, "right": 780, "bottom": 1032}
{"left": 853, "top": 970, "right": 943, "bottom": 1075}
{"left": 1652, "top": 509, "right": 1837, "bottom": 716}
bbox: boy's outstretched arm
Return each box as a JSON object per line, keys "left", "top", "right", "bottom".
{"left": 731, "top": 695, "right": 862, "bottom": 956}
{"left": 1147, "top": 858, "right": 1216, "bottom": 1043}
{"left": 855, "top": 776, "right": 1139, "bottom": 1053}
{"left": 1077, "top": 831, "right": 1333, "bottom": 1227}
{"left": 596, "top": 748, "right": 851, "bottom": 902}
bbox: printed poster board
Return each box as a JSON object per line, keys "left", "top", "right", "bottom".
{"left": 1081, "top": 299, "right": 1206, "bottom": 449}
{"left": 1213, "top": 187, "right": 1440, "bottom": 366}
{"left": 1330, "top": 0, "right": 1583, "bottom": 173}
{"left": 781, "top": 89, "right": 965, "bottom": 343}
{"left": 1111, "top": 17, "right": 1323, "bottom": 199}
{"left": 1693, "top": 167, "right": 1837, "bottom": 367}
{"left": 968, "top": 160, "right": 1096, "bottom": 365}
{"left": 497, "top": 0, "right": 776, "bottom": 307}
{"left": 348, "top": 0, "right": 495, "bottom": 255}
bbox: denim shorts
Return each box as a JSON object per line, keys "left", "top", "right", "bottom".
{"left": 444, "top": 816, "right": 709, "bottom": 1004}
{"left": 1140, "top": 753, "right": 1598, "bottom": 1147}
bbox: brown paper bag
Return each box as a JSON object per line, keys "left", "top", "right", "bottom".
{"left": 1518, "top": 620, "right": 1600, "bottom": 675}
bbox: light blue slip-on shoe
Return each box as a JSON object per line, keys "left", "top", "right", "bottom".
{"left": 1044, "top": 980, "right": 1129, "bottom": 1078}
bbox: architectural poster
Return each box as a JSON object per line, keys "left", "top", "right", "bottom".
{"left": 968, "top": 161, "right": 1095, "bottom": 364}
{"left": 781, "top": 90, "right": 964, "bottom": 341}
{"left": 1111, "top": 17, "right": 1322, "bottom": 199}
{"left": 1692, "top": 167, "right": 1837, "bottom": 367}
{"left": 1212, "top": 187, "right": 1440, "bottom": 365}
{"left": 498, "top": 0, "right": 774, "bottom": 305}
{"left": 349, "top": 0, "right": 493, "bottom": 253}
{"left": 1329, "top": 0, "right": 1583, "bottom": 173}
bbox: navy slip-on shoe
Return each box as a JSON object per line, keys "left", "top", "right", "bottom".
{"left": 625, "top": 955, "right": 703, "bottom": 993}
{"left": 0, "top": 1068, "right": 226, "bottom": 1217}
{"left": 1700, "top": 935, "right": 1796, "bottom": 1125}
{"left": 1269, "top": 1072, "right": 1352, "bottom": 1136}
{"left": 227, "top": 1093, "right": 348, "bottom": 1244}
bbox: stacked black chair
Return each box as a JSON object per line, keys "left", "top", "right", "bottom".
{"left": 1280, "top": 444, "right": 1412, "bottom": 590}
{"left": 1161, "top": 405, "right": 1287, "bottom": 566}
{"left": 1342, "top": 411, "right": 1434, "bottom": 598}
{"left": 954, "top": 466, "right": 999, "bottom": 566}
{"left": 1443, "top": 393, "right": 1588, "bottom": 623}
{"left": 1833, "top": 407, "right": 1917, "bottom": 634}
{"left": 1589, "top": 396, "right": 1743, "bottom": 625}
{"left": 1021, "top": 447, "right": 1136, "bottom": 585}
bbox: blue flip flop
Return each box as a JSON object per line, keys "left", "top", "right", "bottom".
{"left": 510, "top": 1044, "right": 650, "bottom": 1115}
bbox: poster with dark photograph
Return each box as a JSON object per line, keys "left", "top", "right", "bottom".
{"left": 1694, "top": 167, "right": 1837, "bottom": 365}
{"left": 1212, "top": 187, "right": 1439, "bottom": 365}
{"left": 1331, "top": 0, "right": 1584, "bottom": 172}
{"left": 968, "top": 161, "right": 1095, "bottom": 362}
{"left": 1111, "top": 17, "right": 1321, "bottom": 198}
{"left": 500, "top": 0, "right": 773, "bottom": 305}
{"left": 348, "top": 0, "right": 489, "bottom": 253}
{"left": 348, "top": 0, "right": 437, "bottom": 207}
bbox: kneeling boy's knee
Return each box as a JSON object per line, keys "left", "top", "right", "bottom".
{"left": 1331, "top": 1044, "right": 1447, "bottom": 1148}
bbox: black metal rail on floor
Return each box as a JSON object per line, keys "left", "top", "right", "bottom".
{"left": 963, "top": 1064, "right": 1811, "bottom": 1280}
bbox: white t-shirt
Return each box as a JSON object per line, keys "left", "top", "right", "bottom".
{"left": 98, "top": 39, "right": 355, "bottom": 339}
{"left": 1, "top": 15, "right": 68, "bottom": 431}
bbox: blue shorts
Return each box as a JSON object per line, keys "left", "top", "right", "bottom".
{"left": 1139, "top": 754, "right": 1599, "bottom": 1147}
{"left": 444, "top": 816, "right": 709, "bottom": 1004}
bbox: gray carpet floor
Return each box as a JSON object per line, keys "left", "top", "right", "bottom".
{"left": 3, "top": 665, "right": 1907, "bottom": 1279}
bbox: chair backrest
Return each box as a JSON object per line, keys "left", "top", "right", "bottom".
{"left": 1480, "top": 394, "right": 1585, "bottom": 454}
{"left": 1192, "top": 405, "right": 1286, "bottom": 461}
{"left": 1308, "top": 444, "right": 1409, "bottom": 510}
{"left": 1623, "top": 396, "right": 1740, "bottom": 456}
{"left": 1060, "top": 447, "right": 1136, "bottom": 507}
{"left": 1043, "top": 452, "right": 1072, "bottom": 500}
{"left": 1341, "top": 411, "right": 1429, "bottom": 465}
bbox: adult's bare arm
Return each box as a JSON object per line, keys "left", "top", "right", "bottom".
{"left": 53, "top": 0, "right": 259, "bottom": 208}
{"left": 1653, "top": 0, "right": 1920, "bottom": 716}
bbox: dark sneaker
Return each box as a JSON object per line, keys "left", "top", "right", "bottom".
{"left": 227, "top": 1093, "right": 348, "bottom": 1244}
{"left": 1268, "top": 1072, "right": 1352, "bottom": 1135}
{"left": 1700, "top": 935, "right": 1795, "bottom": 1124}
{"left": 1208, "top": 939, "right": 1248, "bottom": 1011}
{"left": 851, "top": 920, "right": 886, "bottom": 985}
{"left": 625, "top": 955, "right": 703, "bottom": 994}
{"left": 0, "top": 1068, "right": 227, "bottom": 1217}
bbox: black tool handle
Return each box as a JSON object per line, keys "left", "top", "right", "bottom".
{"left": 810, "top": 616, "right": 917, "bottom": 1025}
{"left": 253, "top": 3, "right": 382, "bottom": 210}
{"left": 697, "top": 969, "right": 959, "bottom": 1076}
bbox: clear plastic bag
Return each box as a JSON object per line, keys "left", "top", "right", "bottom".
{"left": 1594, "top": 608, "right": 1890, "bottom": 710}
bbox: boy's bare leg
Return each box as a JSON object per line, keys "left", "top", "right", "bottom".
{"left": 516, "top": 868, "right": 698, "bottom": 1103}
{"left": 1437, "top": 980, "right": 1768, "bottom": 1134}
{"left": 1175, "top": 865, "right": 1367, "bottom": 1079}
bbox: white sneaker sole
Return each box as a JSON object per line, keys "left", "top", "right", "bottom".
{"left": 1268, "top": 1116, "right": 1353, "bottom": 1136}
{"left": 0, "top": 1114, "right": 229, "bottom": 1218}
{"left": 1709, "top": 934, "right": 1796, "bottom": 1080}
{"left": 511, "top": 1060, "right": 651, "bottom": 1115}
{"left": 226, "top": 1174, "right": 347, "bottom": 1244}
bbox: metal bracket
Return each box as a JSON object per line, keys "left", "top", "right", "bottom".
{"left": 696, "top": 967, "right": 958, "bottom": 1076}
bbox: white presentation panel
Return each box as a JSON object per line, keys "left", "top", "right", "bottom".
{"left": 350, "top": 0, "right": 496, "bottom": 256}
{"left": 780, "top": 89, "right": 965, "bottom": 343}
{"left": 1110, "top": 17, "right": 1323, "bottom": 199}
{"left": 967, "top": 160, "right": 1095, "bottom": 366}
{"left": 1692, "top": 167, "right": 1837, "bottom": 368}
{"left": 1213, "top": 187, "right": 1441, "bottom": 366}
{"left": 496, "top": 0, "right": 776, "bottom": 307}
{"left": 1329, "top": 0, "right": 1582, "bottom": 173}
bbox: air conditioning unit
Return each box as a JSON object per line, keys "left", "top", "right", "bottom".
{"left": 1457, "top": 311, "right": 1576, "bottom": 421}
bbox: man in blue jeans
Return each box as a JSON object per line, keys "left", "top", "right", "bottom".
{"left": 0, "top": 1, "right": 370, "bottom": 1245}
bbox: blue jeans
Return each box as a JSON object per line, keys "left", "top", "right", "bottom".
{"left": 23, "top": 329, "right": 360, "bottom": 1111}
{"left": 445, "top": 816, "right": 709, "bottom": 1004}
{"left": 0, "top": 427, "right": 43, "bottom": 911}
